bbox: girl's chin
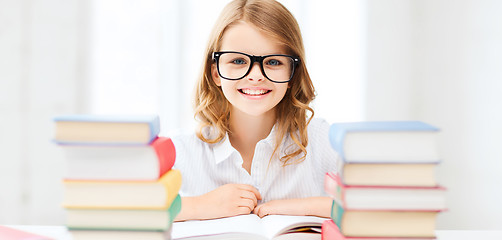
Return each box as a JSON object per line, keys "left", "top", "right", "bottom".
{"left": 231, "top": 105, "right": 277, "bottom": 118}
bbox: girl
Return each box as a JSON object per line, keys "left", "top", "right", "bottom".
{"left": 172, "top": 0, "right": 339, "bottom": 221}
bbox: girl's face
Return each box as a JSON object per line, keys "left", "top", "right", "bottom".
{"left": 212, "top": 21, "right": 289, "bottom": 119}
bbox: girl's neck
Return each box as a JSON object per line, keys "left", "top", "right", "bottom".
{"left": 228, "top": 107, "right": 276, "bottom": 146}
{"left": 228, "top": 107, "right": 276, "bottom": 174}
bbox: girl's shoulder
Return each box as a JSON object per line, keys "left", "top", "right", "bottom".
{"left": 307, "top": 117, "right": 340, "bottom": 172}
{"left": 306, "top": 118, "right": 333, "bottom": 153}
{"left": 307, "top": 117, "right": 338, "bottom": 155}
{"left": 168, "top": 128, "right": 209, "bottom": 152}
{"left": 168, "top": 126, "right": 226, "bottom": 157}
{"left": 307, "top": 117, "right": 331, "bottom": 136}
{"left": 168, "top": 128, "right": 214, "bottom": 169}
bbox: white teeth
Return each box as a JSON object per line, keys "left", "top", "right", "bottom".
{"left": 242, "top": 89, "right": 268, "bottom": 95}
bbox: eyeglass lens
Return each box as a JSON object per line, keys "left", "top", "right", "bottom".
{"left": 217, "top": 52, "right": 294, "bottom": 82}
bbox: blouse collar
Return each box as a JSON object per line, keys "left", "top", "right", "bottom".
{"left": 211, "top": 123, "right": 280, "bottom": 165}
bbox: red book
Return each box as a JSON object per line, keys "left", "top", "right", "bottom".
{"left": 62, "top": 137, "right": 176, "bottom": 181}
{"left": 0, "top": 226, "right": 53, "bottom": 240}
{"left": 324, "top": 172, "right": 446, "bottom": 211}
{"left": 321, "top": 219, "right": 436, "bottom": 240}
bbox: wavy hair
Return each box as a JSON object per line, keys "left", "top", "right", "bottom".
{"left": 194, "top": 0, "right": 316, "bottom": 165}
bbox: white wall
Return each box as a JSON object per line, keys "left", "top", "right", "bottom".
{"left": 415, "top": 0, "right": 502, "bottom": 230}
{"left": 365, "top": 0, "right": 415, "bottom": 120}
{"left": 0, "top": 0, "right": 86, "bottom": 224}
{"left": 364, "top": 0, "right": 502, "bottom": 229}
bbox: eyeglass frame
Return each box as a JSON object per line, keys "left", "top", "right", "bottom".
{"left": 212, "top": 51, "right": 301, "bottom": 83}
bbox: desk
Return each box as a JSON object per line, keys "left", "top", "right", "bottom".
{"left": 4, "top": 226, "right": 502, "bottom": 240}
{"left": 435, "top": 230, "right": 502, "bottom": 240}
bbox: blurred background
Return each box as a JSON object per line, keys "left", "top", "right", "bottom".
{"left": 1, "top": 0, "right": 501, "bottom": 229}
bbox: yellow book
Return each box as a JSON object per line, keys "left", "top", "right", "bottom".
{"left": 331, "top": 200, "right": 439, "bottom": 238}
{"left": 341, "top": 163, "right": 438, "bottom": 187}
{"left": 63, "top": 169, "right": 181, "bottom": 209}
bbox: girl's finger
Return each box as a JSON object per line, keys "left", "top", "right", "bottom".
{"left": 237, "top": 184, "right": 262, "bottom": 200}
{"left": 238, "top": 197, "right": 255, "bottom": 211}
{"left": 240, "top": 190, "right": 258, "bottom": 206}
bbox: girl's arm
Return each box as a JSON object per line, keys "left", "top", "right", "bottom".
{"left": 174, "top": 183, "right": 262, "bottom": 221}
{"left": 253, "top": 197, "right": 332, "bottom": 218}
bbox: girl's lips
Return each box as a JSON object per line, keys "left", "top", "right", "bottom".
{"left": 238, "top": 88, "right": 272, "bottom": 99}
{"left": 239, "top": 88, "right": 272, "bottom": 95}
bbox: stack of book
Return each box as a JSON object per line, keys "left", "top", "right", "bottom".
{"left": 322, "top": 121, "right": 446, "bottom": 240}
{"left": 53, "top": 115, "right": 182, "bottom": 240}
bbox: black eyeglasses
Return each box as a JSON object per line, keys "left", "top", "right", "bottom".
{"left": 212, "top": 51, "right": 300, "bottom": 83}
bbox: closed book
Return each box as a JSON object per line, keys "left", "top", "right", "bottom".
{"left": 63, "top": 137, "right": 175, "bottom": 181}
{"left": 329, "top": 121, "right": 440, "bottom": 163}
{"left": 321, "top": 219, "right": 436, "bottom": 240}
{"left": 331, "top": 201, "right": 439, "bottom": 238}
{"left": 63, "top": 169, "right": 181, "bottom": 209}
{"left": 0, "top": 226, "right": 54, "bottom": 240}
{"left": 66, "top": 195, "right": 181, "bottom": 231}
{"left": 324, "top": 172, "right": 446, "bottom": 210}
{"left": 54, "top": 114, "right": 160, "bottom": 145}
{"left": 338, "top": 162, "right": 437, "bottom": 187}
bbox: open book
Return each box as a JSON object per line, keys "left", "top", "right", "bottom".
{"left": 171, "top": 214, "right": 327, "bottom": 240}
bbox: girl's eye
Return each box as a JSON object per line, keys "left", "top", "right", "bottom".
{"left": 231, "top": 58, "right": 247, "bottom": 65}
{"left": 266, "top": 59, "right": 282, "bottom": 66}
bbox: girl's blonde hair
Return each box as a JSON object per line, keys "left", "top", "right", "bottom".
{"left": 194, "top": 0, "right": 315, "bottom": 165}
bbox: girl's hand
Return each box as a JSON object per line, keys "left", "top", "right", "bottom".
{"left": 176, "top": 184, "right": 262, "bottom": 221}
{"left": 253, "top": 197, "right": 332, "bottom": 218}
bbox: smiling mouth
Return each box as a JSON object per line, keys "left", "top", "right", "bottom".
{"left": 239, "top": 89, "right": 272, "bottom": 96}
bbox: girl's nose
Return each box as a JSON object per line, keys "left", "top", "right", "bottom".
{"left": 247, "top": 63, "right": 264, "bottom": 81}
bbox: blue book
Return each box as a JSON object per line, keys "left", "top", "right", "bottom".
{"left": 53, "top": 114, "right": 160, "bottom": 145}
{"left": 329, "top": 121, "right": 440, "bottom": 163}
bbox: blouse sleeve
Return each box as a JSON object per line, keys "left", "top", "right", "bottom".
{"left": 309, "top": 118, "right": 340, "bottom": 177}
{"left": 170, "top": 134, "right": 185, "bottom": 171}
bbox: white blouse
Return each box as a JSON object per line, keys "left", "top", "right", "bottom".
{"left": 170, "top": 118, "right": 339, "bottom": 203}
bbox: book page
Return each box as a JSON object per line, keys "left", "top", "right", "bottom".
{"left": 260, "top": 215, "right": 326, "bottom": 238}
{"left": 172, "top": 214, "right": 265, "bottom": 239}
{"left": 171, "top": 214, "right": 327, "bottom": 240}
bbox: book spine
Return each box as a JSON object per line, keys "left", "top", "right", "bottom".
{"left": 152, "top": 137, "right": 176, "bottom": 178}
{"left": 168, "top": 195, "right": 182, "bottom": 220}
{"left": 322, "top": 219, "right": 347, "bottom": 240}
{"left": 329, "top": 123, "right": 348, "bottom": 160}
{"left": 148, "top": 115, "right": 161, "bottom": 143}
{"left": 330, "top": 200, "right": 345, "bottom": 229}
{"left": 324, "top": 173, "right": 347, "bottom": 208}
{"left": 159, "top": 169, "right": 183, "bottom": 207}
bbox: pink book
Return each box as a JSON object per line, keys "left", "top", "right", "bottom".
{"left": 324, "top": 172, "right": 447, "bottom": 211}
{"left": 0, "top": 226, "right": 53, "bottom": 240}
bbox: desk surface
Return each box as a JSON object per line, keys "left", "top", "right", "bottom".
{"left": 4, "top": 225, "right": 502, "bottom": 240}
